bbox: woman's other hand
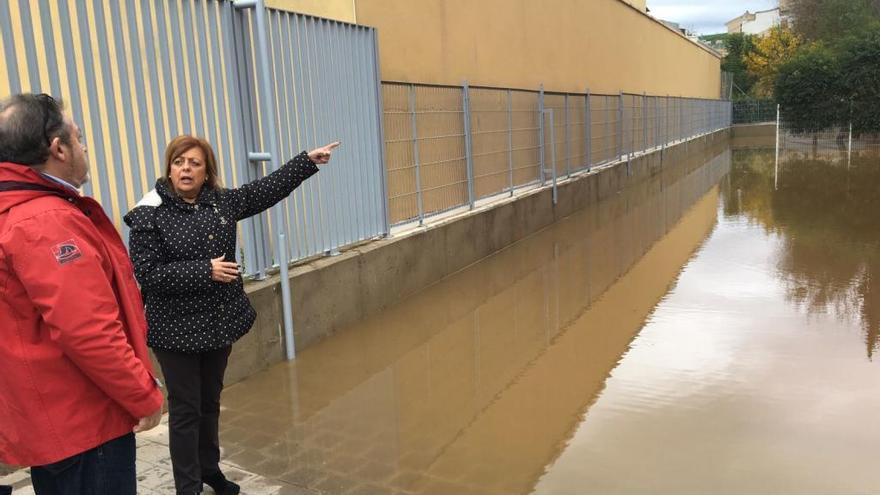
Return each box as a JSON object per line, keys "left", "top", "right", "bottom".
{"left": 210, "top": 255, "right": 240, "bottom": 283}
{"left": 308, "top": 141, "right": 340, "bottom": 164}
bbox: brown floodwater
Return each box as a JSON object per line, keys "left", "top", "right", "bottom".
{"left": 219, "top": 142, "right": 880, "bottom": 495}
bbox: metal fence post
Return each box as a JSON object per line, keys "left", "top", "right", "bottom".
{"left": 617, "top": 91, "right": 624, "bottom": 161}
{"left": 643, "top": 91, "right": 648, "bottom": 152}
{"left": 847, "top": 101, "right": 853, "bottom": 168}
{"left": 664, "top": 95, "right": 669, "bottom": 153}
{"left": 462, "top": 80, "right": 475, "bottom": 209}
{"left": 680, "top": 96, "right": 686, "bottom": 143}
{"left": 564, "top": 93, "right": 571, "bottom": 177}
{"left": 585, "top": 88, "right": 591, "bottom": 171}
{"left": 539, "top": 84, "right": 546, "bottom": 184}
{"left": 630, "top": 94, "right": 636, "bottom": 170}
{"left": 408, "top": 84, "right": 424, "bottom": 225}
{"left": 774, "top": 103, "right": 780, "bottom": 190}
{"left": 233, "top": 0, "right": 296, "bottom": 360}
{"left": 507, "top": 88, "right": 514, "bottom": 196}
{"left": 544, "top": 108, "right": 558, "bottom": 205}
{"left": 654, "top": 96, "right": 659, "bottom": 149}
{"left": 371, "top": 30, "right": 391, "bottom": 237}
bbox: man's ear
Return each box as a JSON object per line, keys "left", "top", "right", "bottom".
{"left": 48, "top": 136, "right": 67, "bottom": 162}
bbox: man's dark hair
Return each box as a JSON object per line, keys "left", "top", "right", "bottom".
{"left": 0, "top": 93, "right": 71, "bottom": 165}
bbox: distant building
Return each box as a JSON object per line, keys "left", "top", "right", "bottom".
{"left": 726, "top": 7, "right": 790, "bottom": 36}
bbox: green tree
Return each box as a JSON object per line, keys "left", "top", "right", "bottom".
{"left": 837, "top": 28, "right": 880, "bottom": 133}
{"left": 790, "top": 0, "right": 880, "bottom": 43}
{"left": 721, "top": 33, "right": 757, "bottom": 98}
{"left": 774, "top": 44, "right": 843, "bottom": 133}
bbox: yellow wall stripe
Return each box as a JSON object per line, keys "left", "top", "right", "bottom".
{"left": 173, "top": 1, "right": 197, "bottom": 135}
{"left": 149, "top": 0, "right": 172, "bottom": 150}
{"left": 29, "top": 2, "right": 52, "bottom": 93}
{"left": 188, "top": 3, "right": 210, "bottom": 137}
{"left": 8, "top": 0, "right": 31, "bottom": 91}
{"left": 0, "top": 20, "right": 10, "bottom": 98}
{"left": 162, "top": 0, "right": 185, "bottom": 136}
{"left": 84, "top": 0, "right": 122, "bottom": 224}
{"left": 134, "top": 1, "right": 164, "bottom": 183}
{"left": 101, "top": 0, "right": 137, "bottom": 211}
{"left": 47, "top": 1, "right": 69, "bottom": 100}
{"left": 200, "top": 0, "right": 227, "bottom": 183}
{"left": 67, "top": 1, "right": 102, "bottom": 204}
{"left": 117, "top": 0, "right": 150, "bottom": 197}
{"left": 214, "top": 2, "right": 240, "bottom": 187}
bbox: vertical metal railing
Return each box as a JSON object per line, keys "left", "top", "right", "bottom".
{"left": 0, "top": 0, "right": 389, "bottom": 283}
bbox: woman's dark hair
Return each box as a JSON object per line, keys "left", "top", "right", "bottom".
{"left": 163, "top": 135, "right": 221, "bottom": 191}
{"left": 0, "top": 93, "right": 71, "bottom": 165}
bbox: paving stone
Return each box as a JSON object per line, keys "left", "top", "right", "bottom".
{"left": 349, "top": 483, "right": 395, "bottom": 495}
{"left": 137, "top": 465, "right": 177, "bottom": 490}
{"left": 313, "top": 472, "right": 361, "bottom": 494}
{"left": 281, "top": 465, "right": 327, "bottom": 487}
{"left": 353, "top": 460, "right": 396, "bottom": 484}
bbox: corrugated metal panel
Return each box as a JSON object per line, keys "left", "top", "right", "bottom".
{"left": 1, "top": 0, "right": 387, "bottom": 277}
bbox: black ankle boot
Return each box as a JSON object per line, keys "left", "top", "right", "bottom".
{"left": 203, "top": 472, "right": 240, "bottom": 495}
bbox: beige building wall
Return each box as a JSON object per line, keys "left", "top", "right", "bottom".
{"left": 354, "top": 0, "right": 720, "bottom": 98}
{"left": 268, "top": 0, "right": 719, "bottom": 98}
{"left": 266, "top": 0, "right": 357, "bottom": 23}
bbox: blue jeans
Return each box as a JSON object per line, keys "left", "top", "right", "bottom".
{"left": 30, "top": 433, "right": 136, "bottom": 495}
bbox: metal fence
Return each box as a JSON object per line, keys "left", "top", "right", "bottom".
{"left": 778, "top": 108, "right": 880, "bottom": 162}
{"left": 0, "top": 0, "right": 387, "bottom": 280}
{"left": 384, "top": 82, "right": 732, "bottom": 226}
{"left": 733, "top": 99, "right": 777, "bottom": 124}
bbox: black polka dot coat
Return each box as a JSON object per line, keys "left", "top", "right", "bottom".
{"left": 123, "top": 151, "right": 319, "bottom": 354}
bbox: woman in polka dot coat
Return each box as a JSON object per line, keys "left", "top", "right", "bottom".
{"left": 124, "top": 135, "right": 337, "bottom": 495}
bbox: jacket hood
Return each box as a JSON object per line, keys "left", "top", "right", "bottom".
{"left": 0, "top": 162, "right": 74, "bottom": 215}
{"left": 123, "top": 179, "right": 219, "bottom": 228}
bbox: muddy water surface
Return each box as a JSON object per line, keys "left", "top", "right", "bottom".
{"left": 220, "top": 144, "right": 880, "bottom": 494}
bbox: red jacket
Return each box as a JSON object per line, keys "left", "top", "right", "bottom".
{"left": 0, "top": 162, "right": 163, "bottom": 466}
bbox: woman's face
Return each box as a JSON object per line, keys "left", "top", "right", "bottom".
{"left": 169, "top": 146, "right": 207, "bottom": 201}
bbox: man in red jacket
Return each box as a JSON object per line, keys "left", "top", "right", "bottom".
{"left": 0, "top": 93, "right": 164, "bottom": 495}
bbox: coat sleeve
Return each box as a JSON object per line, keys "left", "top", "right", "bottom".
{"left": 225, "top": 151, "right": 319, "bottom": 221}
{"left": 7, "top": 209, "right": 163, "bottom": 420}
{"left": 125, "top": 207, "right": 214, "bottom": 294}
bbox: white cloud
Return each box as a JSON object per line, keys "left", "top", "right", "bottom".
{"left": 648, "top": 0, "right": 778, "bottom": 34}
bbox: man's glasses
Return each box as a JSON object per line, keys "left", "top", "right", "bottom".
{"left": 35, "top": 93, "right": 59, "bottom": 147}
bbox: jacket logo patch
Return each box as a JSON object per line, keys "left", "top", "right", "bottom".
{"left": 52, "top": 240, "right": 82, "bottom": 265}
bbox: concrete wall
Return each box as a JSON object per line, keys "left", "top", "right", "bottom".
{"left": 731, "top": 122, "right": 775, "bottom": 148}
{"left": 225, "top": 129, "right": 732, "bottom": 384}
{"left": 354, "top": 0, "right": 721, "bottom": 97}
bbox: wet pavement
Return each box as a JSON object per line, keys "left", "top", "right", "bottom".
{"left": 8, "top": 141, "right": 880, "bottom": 494}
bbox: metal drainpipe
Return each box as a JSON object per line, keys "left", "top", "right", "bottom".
{"left": 234, "top": 0, "right": 297, "bottom": 360}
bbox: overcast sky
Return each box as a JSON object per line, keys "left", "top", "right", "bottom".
{"left": 647, "top": 0, "right": 778, "bottom": 35}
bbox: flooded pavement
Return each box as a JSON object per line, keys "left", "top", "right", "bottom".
{"left": 217, "top": 143, "right": 880, "bottom": 494}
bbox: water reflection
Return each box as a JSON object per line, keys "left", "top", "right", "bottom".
{"left": 535, "top": 147, "right": 880, "bottom": 495}
{"left": 724, "top": 150, "right": 880, "bottom": 358}
{"left": 219, "top": 140, "right": 730, "bottom": 494}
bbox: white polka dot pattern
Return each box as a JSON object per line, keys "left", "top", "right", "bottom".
{"left": 123, "top": 151, "right": 319, "bottom": 353}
